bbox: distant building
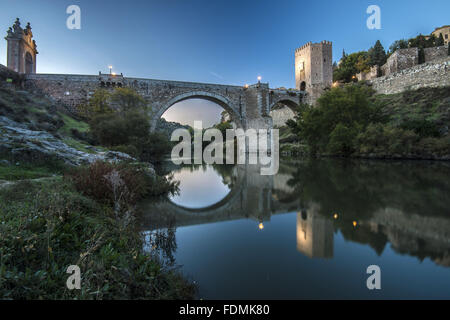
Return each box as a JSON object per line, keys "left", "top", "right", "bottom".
{"left": 432, "top": 25, "right": 450, "bottom": 45}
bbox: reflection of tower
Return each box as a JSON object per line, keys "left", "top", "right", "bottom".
{"left": 244, "top": 163, "right": 273, "bottom": 222}
{"left": 296, "top": 203, "right": 334, "bottom": 259}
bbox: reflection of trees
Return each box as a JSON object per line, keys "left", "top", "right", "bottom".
{"left": 211, "top": 163, "right": 236, "bottom": 188}
{"left": 284, "top": 159, "right": 450, "bottom": 262}
{"left": 146, "top": 226, "right": 177, "bottom": 266}
{"left": 286, "top": 159, "right": 450, "bottom": 220}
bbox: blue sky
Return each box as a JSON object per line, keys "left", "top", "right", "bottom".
{"left": 0, "top": 0, "right": 448, "bottom": 125}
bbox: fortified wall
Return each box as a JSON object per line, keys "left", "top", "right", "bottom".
{"left": 369, "top": 57, "right": 450, "bottom": 94}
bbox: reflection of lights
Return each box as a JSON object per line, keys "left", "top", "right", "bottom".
{"left": 353, "top": 221, "right": 358, "bottom": 227}
{"left": 258, "top": 222, "right": 264, "bottom": 230}
{"left": 333, "top": 213, "right": 339, "bottom": 219}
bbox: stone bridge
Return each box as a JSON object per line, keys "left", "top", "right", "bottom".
{"left": 23, "top": 72, "right": 305, "bottom": 131}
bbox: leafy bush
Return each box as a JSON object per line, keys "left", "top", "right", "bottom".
{"left": 400, "top": 119, "right": 441, "bottom": 138}
{"left": 89, "top": 113, "right": 130, "bottom": 146}
{"left": 327, "top": 123, "right": 359, "bottom": 155}
{"left": 64, "top": 161, "right": 178, "bottom": 208}
{"left": 357, "top": 123, "right": 418, "bottom": 156}
{"left": 135, "top": 132, "right": 173, "bottom": 163}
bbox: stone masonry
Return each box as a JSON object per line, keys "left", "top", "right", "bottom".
{"left": 23, "top": 73, "right": 304, "bottom": 131}
{"left": 295, "top": 41, "right": 333, "bottom": 104}
{"left": 369, "top": 57, "right": 450, "bottom": 94}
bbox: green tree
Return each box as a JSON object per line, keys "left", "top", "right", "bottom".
{"left": 333, "top": 51, "right": 369, "bottom": 82}
{"left": 77, "top": 89, "right": 113, "bottom": 119}
{"left": 437, "top": 33, "right": 445, "bottom": 46}
{"left": 110, "top": 87, "right": 147, "bottom": 113}
{"left": 327, "top": 123, "right": 358, "bottom": 155}
{"left": 389, "top": 39, "right": 408, "bottom": 54}
{"left": 287, "top": 85, "right": 382, "bottom": 155}
{"left": 418, "top": 47, "right": 425, "bottom": 64}
{"left": 368, "top": 40, "right": 387, "bottom": 66}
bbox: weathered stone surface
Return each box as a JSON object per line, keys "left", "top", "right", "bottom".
{"left": 0, "top": 116, "right": 135, "bottom": 166}
{"left": 381, "top": 48, "right": 419, "bottom": 76}
{"left": 370, "top": 57, "right": 450, "bottom": 94}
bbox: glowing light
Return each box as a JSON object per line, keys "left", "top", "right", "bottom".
{"left": 244, "top": 84, "right": 249, "bottom": 88}
{"left": 333, "top": 213, "right": 339, "bottom": 219}
{"left": 257, "top": 76, "right": 262, "bottom": 81}
{"left": 108, "top": 65, "right": 113, "bottom": 69}
{"left": 353, "top": 221, "right": 358, "bottom": 227}
{"left": 112, "top": 72, "right": 116, "bottom": 76}
{"left": 258, "top": 223, "right": 264, "bottom": 230}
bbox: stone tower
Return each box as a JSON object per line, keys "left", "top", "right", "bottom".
{"left": 5, "top": 18, "right": 38, "bottom": 74}
{"left": 295, "top": 41, "right": 332, "bottom": 104}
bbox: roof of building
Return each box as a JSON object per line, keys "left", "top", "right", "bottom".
{"left": 433, "top": 25, "right": 450, "bottom": 33}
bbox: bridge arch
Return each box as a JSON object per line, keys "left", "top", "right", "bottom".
{"left": 151, "top": 90, "right": 243, "bottom": 131}
{"left": 269, "top": 98, "right": 300, "bottom": 113}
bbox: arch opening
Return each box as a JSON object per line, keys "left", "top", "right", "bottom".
{"left": 300, "top": 81, "right": 306, "bottom": 91}
{"left": 153, "top": 91, "right": 242, "bottom": 131}
{"left": 25, "top": 52, "right": 33, "bottom": 74}
{"left": 269, "top": 99, "right": 299, "bottom": 128}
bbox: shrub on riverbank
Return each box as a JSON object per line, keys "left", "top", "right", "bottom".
{"left": 64, "top": 161, "right": 178, "bottom": 208}
{"left": 0, "top": 172, "right": 193, "bottom": 299}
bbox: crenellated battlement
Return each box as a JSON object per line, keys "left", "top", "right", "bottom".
{"left": 295, "top": 40, "right": 332, "bottom": 53}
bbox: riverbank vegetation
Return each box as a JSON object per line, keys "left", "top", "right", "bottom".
{"left": 0, "top": 161, "right": 194, "bottom": 299}
{"left": 77, "top": 88, "right": 172, "bottom": 163}
{"left": 286, "top": 85, "right": 450, "bottom": 159}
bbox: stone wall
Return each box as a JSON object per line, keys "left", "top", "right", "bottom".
{"left": 0, "top": 63, "right": 22, "bottom": 86}
{"left": 270, "top": 105, "right": 296, "bottom": 127}
{"left": 381, "top": 48, "right": 418, "bottom": 76}
{"left": 370, "top": 57, "right": 450, "bottom": 94}
{"left": 424, "top": 45, "right": 449, "bottom": 62}
{"left": 357, "top": 65, "right": 379, "bottom": 81}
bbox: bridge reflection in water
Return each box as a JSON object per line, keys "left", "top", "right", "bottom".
{"left": 139, "top": 159, "right": 450, "bottom": 266}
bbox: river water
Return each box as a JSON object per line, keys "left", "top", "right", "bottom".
{"left": 139, "top": 159, "right": 450, "bottom": 299}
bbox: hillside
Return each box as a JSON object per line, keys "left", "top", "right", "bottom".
{"left": 0, "top": 87, "right": 134, "bottom": 181}
{"left": 280, "top": 85, "right": 450, "bottom": 159}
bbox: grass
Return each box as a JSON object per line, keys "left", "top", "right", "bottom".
{"left": 0, "top": 170, "right": 195, "bottom": 299}
{"left": 0, "top": 163, "right": 57, "bottom": 181}
{"left": 58, "top": 112, "right": 90, "bottom": 136}
{"left": 62, "top": 137, "right": 95, "bottom": 154}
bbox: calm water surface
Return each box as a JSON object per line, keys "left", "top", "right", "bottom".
{"left": 139, "top": 159, "right": 450, "bottom": 299}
